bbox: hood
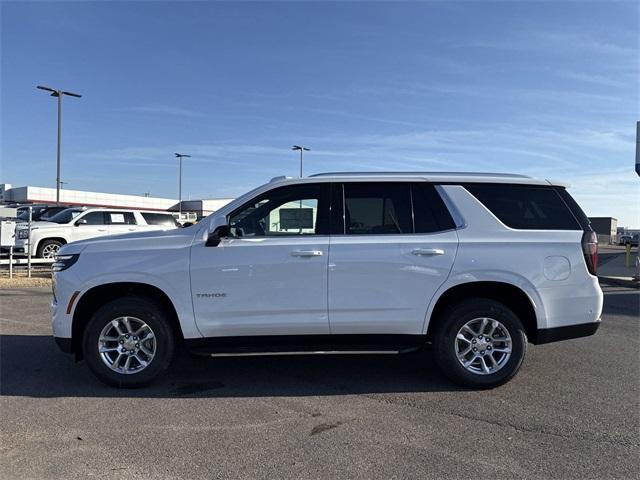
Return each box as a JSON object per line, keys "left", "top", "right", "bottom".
{"left": 59, "top": 225, "right": 199, "bottom": 256}
{"left": 16, "top": 220, "right": 59, "bottom": 229}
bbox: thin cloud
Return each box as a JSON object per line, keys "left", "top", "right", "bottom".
{"left": 113, "top": 105, "right": 208, "bottom": 118}
{"left": 556, "top": 71, "right": 629, "bottom": 88}
{"left": 458, "top": 29, "right": 635, "bottom": 58}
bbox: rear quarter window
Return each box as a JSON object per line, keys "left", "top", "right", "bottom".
{"left": 141, "top": 212, "right": 179, "bottom": 227}
{"left": 463, "top": 184, "right": 581, "bottom": 230}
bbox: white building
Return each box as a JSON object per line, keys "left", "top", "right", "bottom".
{"left": 0, "top": 183, "right": 232, "bottom": 217}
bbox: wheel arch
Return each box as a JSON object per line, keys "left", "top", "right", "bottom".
{"left": 426, "top": 281, "right": 539, "bottom": 343}
{"left": 71, "top": 282, "right": 184, "bottom": 359}
{"left": 35, "top": 237, "right": 67, "bottom": 256}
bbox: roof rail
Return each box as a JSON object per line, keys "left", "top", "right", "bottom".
{"left": 309, "top": 171, "right": 533, "bottom": 178}
{"left": 269, "top": 175, "right": 293, "bottom": 183}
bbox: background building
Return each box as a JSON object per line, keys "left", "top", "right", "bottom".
{"left": 168, "top": 199, "right": 233, "bottom": 219}
{"left": 588, "top": 217, "right": 618, "bottom": 244}
{"left": 0, "top": 183, "right": 233, "bottom": 220}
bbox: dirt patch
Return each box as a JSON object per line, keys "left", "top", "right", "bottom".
{"left": 0, "top": 276, "right": 52, "bottom": 289}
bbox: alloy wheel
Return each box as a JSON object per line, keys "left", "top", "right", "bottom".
{"left": 455, "top": 317, "right": 512, "bottom": 375}
{"left": 97, "top": 316, "right": 156, "bottom": 374}
{"left": 41, "top": 243, "right": 60, "bottom": 258}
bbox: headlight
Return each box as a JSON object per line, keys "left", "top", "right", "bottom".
{"left": 52, "top": 254, "right": 79, "bottom": 272}
{"left": 17, "top": 229, "right": 29, "bottom": 239}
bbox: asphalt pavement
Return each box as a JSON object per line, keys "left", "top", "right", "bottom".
{"left": 1, "top": 285, "right": 638, "bottom": 479}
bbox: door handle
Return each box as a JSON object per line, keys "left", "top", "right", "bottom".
{"left": 412, "top": 248, "right": 445, "bottom": 256}
{"left": 97, "top": 228, "right": 108, "bottom": 232}
{"left": 291, "top": 250, "right": 323, "bottom": 257}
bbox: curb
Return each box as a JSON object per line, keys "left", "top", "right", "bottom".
{"left": 598, "top": 276, "right": 640, "bottom": 289}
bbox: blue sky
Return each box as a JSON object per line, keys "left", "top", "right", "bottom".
{"left": 1, "top": 0, "right": 638, "bottom": 226}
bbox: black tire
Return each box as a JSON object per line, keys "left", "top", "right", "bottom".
{"left": 37, "top": 239, "right": 63, "bottom": 258}
{"left": 433, "top": 298, "right": 527, "bottom": 389}
{"left": 82, "top": 297, "right": 176, "bottom": 388}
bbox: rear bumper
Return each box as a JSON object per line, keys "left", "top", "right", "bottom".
{"left": 534, "top": 321, "right": 600, "bottom": 345}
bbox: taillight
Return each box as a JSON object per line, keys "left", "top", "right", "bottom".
{"left": 581, "top": 230, "right": 598, "bottom": 275}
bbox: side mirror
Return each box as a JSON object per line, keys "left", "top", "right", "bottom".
{"left": 75, "top": 218, "right": 87, "bottom": 226}
{"left": 206, "top": 224, "right": 231, "bottom": 247}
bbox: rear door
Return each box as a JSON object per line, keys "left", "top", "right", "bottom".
{"left": 105, "top": 211, "right": 138, "bottom": 235}
{"left": 328, "top": 182, "right": 458, "bottom": 335}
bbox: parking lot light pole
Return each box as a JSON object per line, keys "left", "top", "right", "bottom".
{"left": 291, "top": 145, "right": 310, "bottom": 177}
{"left": 174, "top": 153, "right": 191, "bottom": 217}
{"left": 36, "top": 85, "right": 82, "bottom": 205}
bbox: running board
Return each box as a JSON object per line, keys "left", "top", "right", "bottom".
{"left": 203, "top": 349, "right": 409, "bottom": 358}
{"left": 185, "top": 334, "right": 426, "bottom": 357}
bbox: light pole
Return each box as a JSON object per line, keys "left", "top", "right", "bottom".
{"left": 174, "top": 153, "right": 191, "bottom": 217}
{"left": 36, "top": 85, "right": 82, "bottom": 205}
{"left": 291, "top": 145, "right": 310, "bottom": 177}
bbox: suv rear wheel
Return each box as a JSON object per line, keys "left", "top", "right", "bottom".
{"left": 433, "top": 298, "right": 527, "bottom": 389}
{"left": 82, "top": 297, "right": 176, "bottom": 388}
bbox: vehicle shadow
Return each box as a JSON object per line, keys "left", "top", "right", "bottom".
{"left": 0, "top": 335, "right": 464, "bottom": 398}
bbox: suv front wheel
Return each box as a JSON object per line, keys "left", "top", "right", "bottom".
{"left": 433, "top": 298, "right": 527, "bottom": 389}
{"left": 82, "top": 297, "right": 176, "bottom": 388}
{"left": 37, "top": 239, "right": 63, "bottom": 258}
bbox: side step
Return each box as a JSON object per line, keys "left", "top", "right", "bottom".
{"left": 185, "top": 334, "right": 426, "bottom": 357}
{"left": 203, "top": 349, "right": 411, "bottom": 358}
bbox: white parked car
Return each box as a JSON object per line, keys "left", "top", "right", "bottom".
{"left": 16, "top": 207, "right": 179, "bottom": 258}
{"left": 51, "top": 173, "right": 603, "bottom": 388}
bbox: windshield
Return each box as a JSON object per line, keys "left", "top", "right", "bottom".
{"left": 16, "top": 207, "right": 47, "bottom": 221}
{"left": 46, "top": 208, "right": 84, "bottom": 224}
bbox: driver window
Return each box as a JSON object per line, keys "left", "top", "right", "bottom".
{"left": 80, "top": 212, "right": 106, "bottom": 225}
{"left": 229, "top": 184, "right": 326, "bottom": 237}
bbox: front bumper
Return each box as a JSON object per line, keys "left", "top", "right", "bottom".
{"left": 54, "top": 336, "right": 73, "bottom": 353}
{"left": 534, "top": 321, "right": 600, "bottom": 345}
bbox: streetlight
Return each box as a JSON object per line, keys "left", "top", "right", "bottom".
{"left": 291, "top": 145, "right": 310, "bottom": 177}
{"left": 36, "top": 85, "right": 82, "bottom": 205}
{"left": 174, "top": 153, "right": 191, "bottom": 217}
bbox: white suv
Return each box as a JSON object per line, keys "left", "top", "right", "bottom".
{"left": 16, "top": 207, "right": 179, "bottom": 258}
{"left": 51, "top": 173, "right": 603, "bottom": 388}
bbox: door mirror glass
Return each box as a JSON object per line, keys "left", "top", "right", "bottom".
{"left": 75, "top": 218, "right": 88, "bottom": 226}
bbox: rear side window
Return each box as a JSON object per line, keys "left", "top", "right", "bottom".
{"left": 142, "top": 212, "right": 178, "bottom": 227}
{"left": 411, "top": 183, "right": 455, "bottom": 233}
{"left": 464, "top": 184, "right": 581, "bottom": 230}
{"left": 106, "top": 212, "right": 136, "bottom": 225}
{"left": 343, "top": 182, "right": 413, "bottom": 234}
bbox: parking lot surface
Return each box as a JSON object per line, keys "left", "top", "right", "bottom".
{"left": 1, "top": 285, "right": 638, "bottom": 479}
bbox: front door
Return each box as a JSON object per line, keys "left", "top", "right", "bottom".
{"left": 328, "top": 182, "right": 458, "bottom": 335}
{"left": 70, "top": 211, "right": 109, "bottom": 242}
{"left": 190, "top": 183, "right": 331, "bottom": 337}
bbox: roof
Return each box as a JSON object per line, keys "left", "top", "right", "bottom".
{"left": 309, "top": 171, "right": 532, "bottom": 178}
{"left": 270, "top": 172, "right": 564, "bottom": 187}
